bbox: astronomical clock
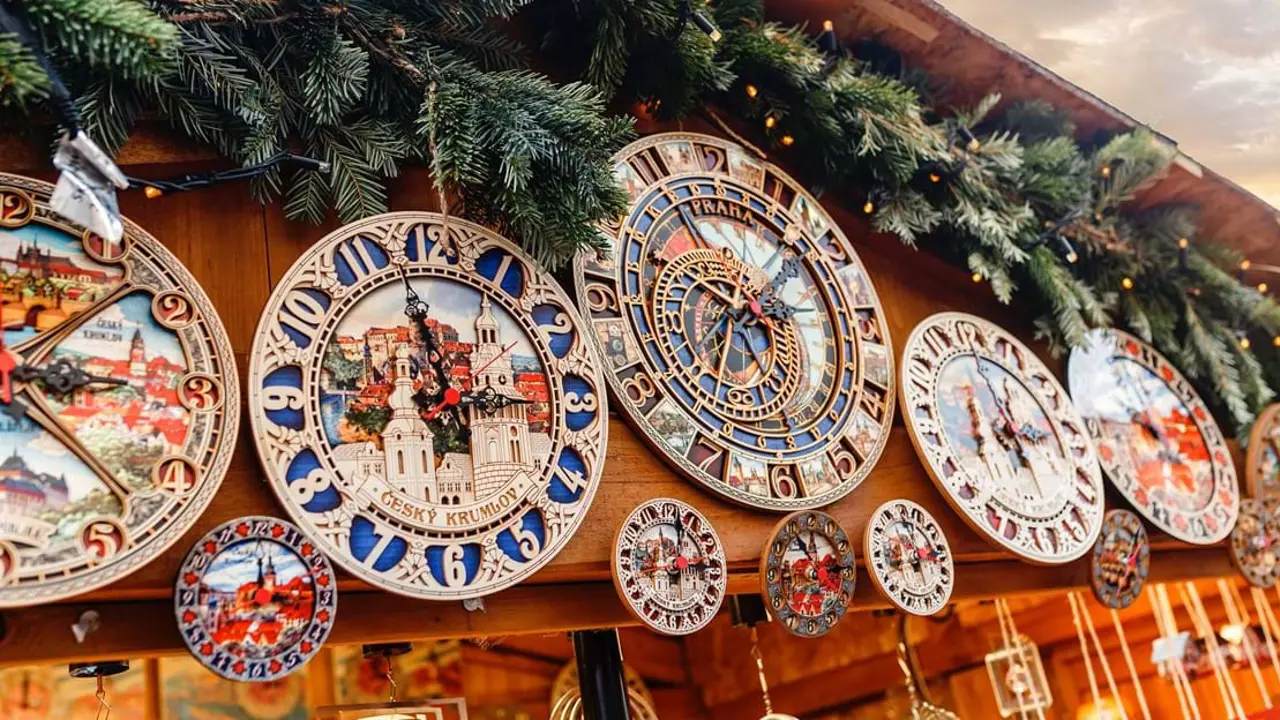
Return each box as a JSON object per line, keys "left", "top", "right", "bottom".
{"left": 1068, "top": 329, "right": 1238, "bottom": 544}
{"left": 1246, "top": 403, "right": 1280, "bottom": 505}
{"left": 864, "top": 499, "right": 954, "bottom": 616}
{"left": 759, "top": 510, "right": 855, "bottom": 638}
{"left": 899, "top": 313, "right": 1105, "bottom": 564}
{"left": 1089, "top": 510, "right": 1149, "bottom": 610}
{"left": 575, "top": 133, "right": 895, "bottom": 510}
{"left": 0, "top": 174, "right": 238, "bottom": 606}
{"left": 247, "top": 212, "right": 607, "bottom": 600}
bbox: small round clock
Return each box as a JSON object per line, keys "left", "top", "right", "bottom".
{"left": 899, "top": 312, "right": 1105, "bottom": 564}
{"left": 175, "top": 516, "right": 336, "bottom": 681}
{"left": 0, "top": 173, "right": 239, "bottom": 607}
{"left": 1068, "top": 329, "right": 1238, "bottom": 544}
{"left": 1246, "top": 403, "right": 1280, "bottom": 504}
{"left": 864, "top": 499, "right": 954, "bottom": 615}
{"left": 1089, "top": 509, "right": 1150, "bottom": 609}
{"left": 760, "top": 510, "right": 854, "bottom": 637}
{"left": 575, "top": 133, "right": 895, "bottom": 511}
{"left": 612, "top": 498, "right": 726, "bottom": 636}
{"left": 1230, "top": 498, "right": 1280, "bottom": 588}
{"left": 248, "top": 212, "right": 607, "bottom": 600}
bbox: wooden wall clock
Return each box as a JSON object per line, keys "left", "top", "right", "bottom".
{"left": 1089, "top": 509, "right": 1149, "bottom": 609}
{"left": 612, "top": 498, "right": 726, "bottom": 635}
{"left": 1067, "top": 328, "right": 1238, "bottom": 544}
{"left": 247, "top": 212, "right": 607, "bottom": 600}
{"left": 1230, "top": 498, "right": 1280, "bottom": 588}
{"left": 1246, "top": 403, "right": 1280, "bottom": 504}
{"left": 899, "top": 312, "right": 1104, "bottom": 564}
{"left": 864, "top": 499, "right": 954, "bottom": 615}
{"left": 760, "top": 510, "right": 854, "bottom": 637}
{"left": 175, "top": 516, "right": 336, "bottom": 681}
{"left": 574, "top": 132, "right": 895, "bottom": 510}
{"left": 0, "top": 174, "right": 239, "bottom": 607}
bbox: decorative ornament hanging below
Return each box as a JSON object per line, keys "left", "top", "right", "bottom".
{"left": 899, "top": 312, "right": 1105, "bottom": 564}
{"left": 550, "top": 660, "right": 655, "bottom": 715}
{"left": 175, "top": 516, "right": 336, "bottom": 682}
{"left": 1230, "top": 498, "right": 1280, "bottom": 588}
{"left": 759, "top": 510, "right": 855, "bottom": 637}
{"left": 1068, "top": 328, "right": 1238, "bottom": 545}
{"left": 1089, "top": 509, "right": 1150, "bottom": 610}
{"left": 864, "top": 499, "right": 954, "bottom": 616}
{"left": 612, "top": 498, "right": 726, "bottom": 636}
{"left": 1246, "top": 402, "right": 1280, "bottom": 504}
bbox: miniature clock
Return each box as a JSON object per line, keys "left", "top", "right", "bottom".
{"left": 1230, "top": 498, "right": 1280, "bottom": 588}
{"left": 175, "top": 516, "right": 335, "bottom": 681}
{"left": 575, "top": 133, "right": 895, "bottom": 511}
{"left": 247, "top": 212, "right": 607, "bottom": 600}
{"left": 1246, "top": 403, "right": 1280, "bottom": 504}
{"left": 760, "top": 510, "right": 854, "bottom": 637}
{"left": 1089, "top": 509, "right": 1150, "bottom": 609}
{"left": 899, "top": 312, "right": 1105, "bottom": 564}
{"left": 612, "top": 498, "right": 726, "bottom": 635}
{"left": 1068, "top": 329, "right": 1238, "bottom": 544}
{"left": 864, "top": 499, "right": 954, "bottom": 615}
{"left": 0, "top": 174, "right": 239, "bottom": 607}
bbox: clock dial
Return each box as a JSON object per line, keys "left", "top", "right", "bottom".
{"left": 576, "top": 133, "right": 894, "bottom": 510}
{"left": 612, "top": 498, "right": 726, "bottom": 635}
{"left": 1230, "top": 498, "right": 1280, "bottom": 588}
{"left": 175, "top": 516, "right": 336, "bottom": 682}
{"left": 1068, "top": 329, "right": 1237, "bottom": 544}
{"left": 864, "top": 499, "right": 954, "bottom": 615}
{"left": 1089, "top": 509, "right": 1149, "bottom": 609}
{"left": 899, "top": 312, "right": 1104, "bottom": 564}
{"left": 1246, "top": 403, "right": 1280, "bottom": 504}
{"left": 760, "top": 510, "right": 854, "bottom": 637}
{"left": 0, "top": 174, "right": 238, "bottom": 607}
{"left": 248, "top": 213, "right": 607, "bottom": 600}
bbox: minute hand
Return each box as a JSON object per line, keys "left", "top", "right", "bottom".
{"left": 14, "top": 359, "right": 127, "bottom": 395}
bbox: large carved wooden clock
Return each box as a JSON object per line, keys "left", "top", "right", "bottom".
{"left": 574, "top": 133, "right": 895, "bottom": 510}
{"left": 248, "top": 213, "right": 607, "bottom": 600}
{"left": 899, "top": 312, "right": 1105, "bottom": 564}
{"left": 1246, "top": 403, "right": 1280, "bottom": 505}
{"left": 0, "top": 174, "right": 239, "bottom": 606}
{"left": 1067, "top": 329, "right": 1238, "bottom": 544}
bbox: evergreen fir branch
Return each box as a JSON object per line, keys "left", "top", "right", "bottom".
{"left": 968, "top": 252, "right": 1015, "bottom": 303}
{"left": 998, "top": 99, "right": 1076, "bottom": 143}
{"left": 0, "top": 33, "right": 48, "bottom": 105}
{"left": 1092, "top": 130, "right": 1175, "bottom": 209}
{"left": 75, "top": 75, "right": 142, "bottom": 154}
{"left": 20, "top": 0, "right": 177, "bottom": 80}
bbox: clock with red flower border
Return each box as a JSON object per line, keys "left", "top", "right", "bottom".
{"left": 759, "top": 510, "right": 854, "bottom": 637}
{"left": 175, "top": 516, "right": 336, "bottom": 682}
{"left": 1067, "top": 329, "right": 1238, "bottom": 544}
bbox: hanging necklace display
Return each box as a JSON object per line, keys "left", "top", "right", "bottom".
{"left": 315, "top": 643, "right": 471, "bottom": 720}
{"left": 68, "top": 660, "right": 129, "bottom": 720}
{"left": 899, "top": 312, "right": 1105, "bottom": 564}
{"left": 985, "top": 598, "right": 1052, "bottom": 718}
{"left": 1230, "top": 498, "right": 1280, "bottom": 588}
{"left": 1246, "top": 403, "right": 1280, "bottom": 503}
{"left": 549, "top": 660, "right": 655, "bottom": 714}
{"left": 1068, "top": 329, "right": 1238, "bottom": 544}
{"left": 0, "top": 174, "right": 239, "bottom": 607}
{"left": 864, "top": 499, "right": 954, "bottom": 615}
{"left": 1090, "top": 510, "right": 1150, "bottom": 610}
{"left": 1066, "top": 591, "right": 1128, "bottom": 720}
{"left": 612, "top": 498, "right": 726, "bottom": 636}
{"left": 575, "top": 132, "right": 896, "bottom": 511}
{"left": 1217, "top": 579, "right": 1273, "bottom": 711}
{"left": 759, "top": 510, "right": 854, "bottom": 637}
{"left": 1149, "top": 584, "right": 1200, "bottom": 720}
{"left": 247, "top": 212, "right": 607, "bottom": 601}
{"left": 897, "top": 614, "right": 960, "bottom": 719}
{"left": 1179, "top": 581, "right": 1246, "bottom": 718}
{"left": 175, "top": 516, "right": 336, "bottom": 681}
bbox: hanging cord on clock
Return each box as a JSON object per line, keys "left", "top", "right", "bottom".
{"left": 1251, "top": 585, "right": 1280, "bottom": 688}
{"left": 1109, "top": 604, "right": 1153, "bottom": 720}
{"left": 1218, "top": 579, "right": 1271, "bottom": 709}
{"left": 1178, "top": 582, "right": 1242, "bottom": 718}
{"left": 421, "top": 48, "right": 458, "bottom": 261}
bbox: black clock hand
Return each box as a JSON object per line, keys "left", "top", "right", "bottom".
{"left": 400, "top": 265, "right": 465, "bottom": 430}
{"left": 14, "top": 359, "right": 127, "bottom": 395}
{"left": 463, "top": 386, "right": 532, "bottom": 416}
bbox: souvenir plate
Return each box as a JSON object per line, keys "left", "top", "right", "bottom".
{"left": 1247, "top": 403, "right": 1280, "bottom": 504}
{"left": 1068, "top": 328, "right": 1238, "bottom": 544}
{"left": 248, "top": 213, "right": 607, "bottom": 600}
{"left": 175, "top": 516, "right": 336, "bottom": 681}
{"left": 1230, "top": 498, "right": 1280, "bottom": 588}
{"left": 0, "top": 174, "right": 238, "bottom": 607}
{"left": 899, "top": 312, "right": 1104, "bottom": 564}
{"left": 864, "top": 499, "right": 954, "bottom": 615}
{"left": 1089, "top": 509, "right": 1149, "bottom": 609}
{"left": 760, "top": 510, "right": 854, "bottom": 637}
{"left": 575, "top": 132, "right": 895, "bottom": 511}
{"left": 612, "top": 498, "right": 726, "bottom": 636}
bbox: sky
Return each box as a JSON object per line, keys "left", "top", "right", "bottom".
{"left": 58, "top": 293, "right": 185, "bottom": 363}
{"left": 203, "top": 540, "right": 309, "bottom": 592}
{"left": 941, "top": 0, "right": 1280, "bottom": 207}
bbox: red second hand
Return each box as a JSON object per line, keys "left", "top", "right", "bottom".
{"left": 423, "top": 340, "right": 519, "bottom": 420}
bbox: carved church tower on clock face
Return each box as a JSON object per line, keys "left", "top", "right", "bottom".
{"left": 382, "top": 345, "right": 437, "bottom": 501}
{"left": 468, "top": 296, "right": 534, "bottom": 498}
{"left": 129, "top": 328, "right": 147, "bottom": 388}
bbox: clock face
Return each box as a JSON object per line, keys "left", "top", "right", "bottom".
{"left": 575, "top": 133, "right": 895, "bottom": 511}
{"left": 1246, "top": 404, "right": 1280, "bottom": 504}
{"left": 864, "top": 499, "right": 954, "bottom": 615}
{"left": 248, "top": 213, "right": 607, "bottom": 600}
{"left": 1089, "top": 509, "right": 1149, "bottom": 609}
{"left": 1231, "top": 498, "right": 1280, "bottom": 588}
{"left": 612, "top": 498, "right": 726, "bottom": 635}
{"left": 175, "top": 516, "right": 335, "bottom": 682}
{"left": 0, "top": 174, "right": 239, "bottom": 607}
{"left": 1068, "top": 329, "right": 1238, "bottom": 544}
{"left": 899, "top": 312, "right": 1104, "bottom": 564}
{"left": 760, "top": 510, "right": 854, "bottom": 637}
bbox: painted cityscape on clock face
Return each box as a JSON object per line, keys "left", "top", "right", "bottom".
{"left": 319, "top": 279, "right": 552, "bottom": 506}
{"left": 776, "top": 532, "right": 844, "bottom": 617}
{"left": 195, "top": 540, "right": 315, "bottom": 660}
{"left": 629, "top": 522, "right": 710, "bottom": 607}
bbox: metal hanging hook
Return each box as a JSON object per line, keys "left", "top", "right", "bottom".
{"left": 94, "top": 674, "right": 110, "bottom": 720}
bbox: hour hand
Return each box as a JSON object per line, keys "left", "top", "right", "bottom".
{"left": 14, "top": 359, "right": 127, "bottom": 395}
{"left": 464, "top": 386, "right": 531, "bottom": 416}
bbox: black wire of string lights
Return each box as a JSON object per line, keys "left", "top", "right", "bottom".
{"left": 127, "top": 152, "right": 330, "bottom": 198}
